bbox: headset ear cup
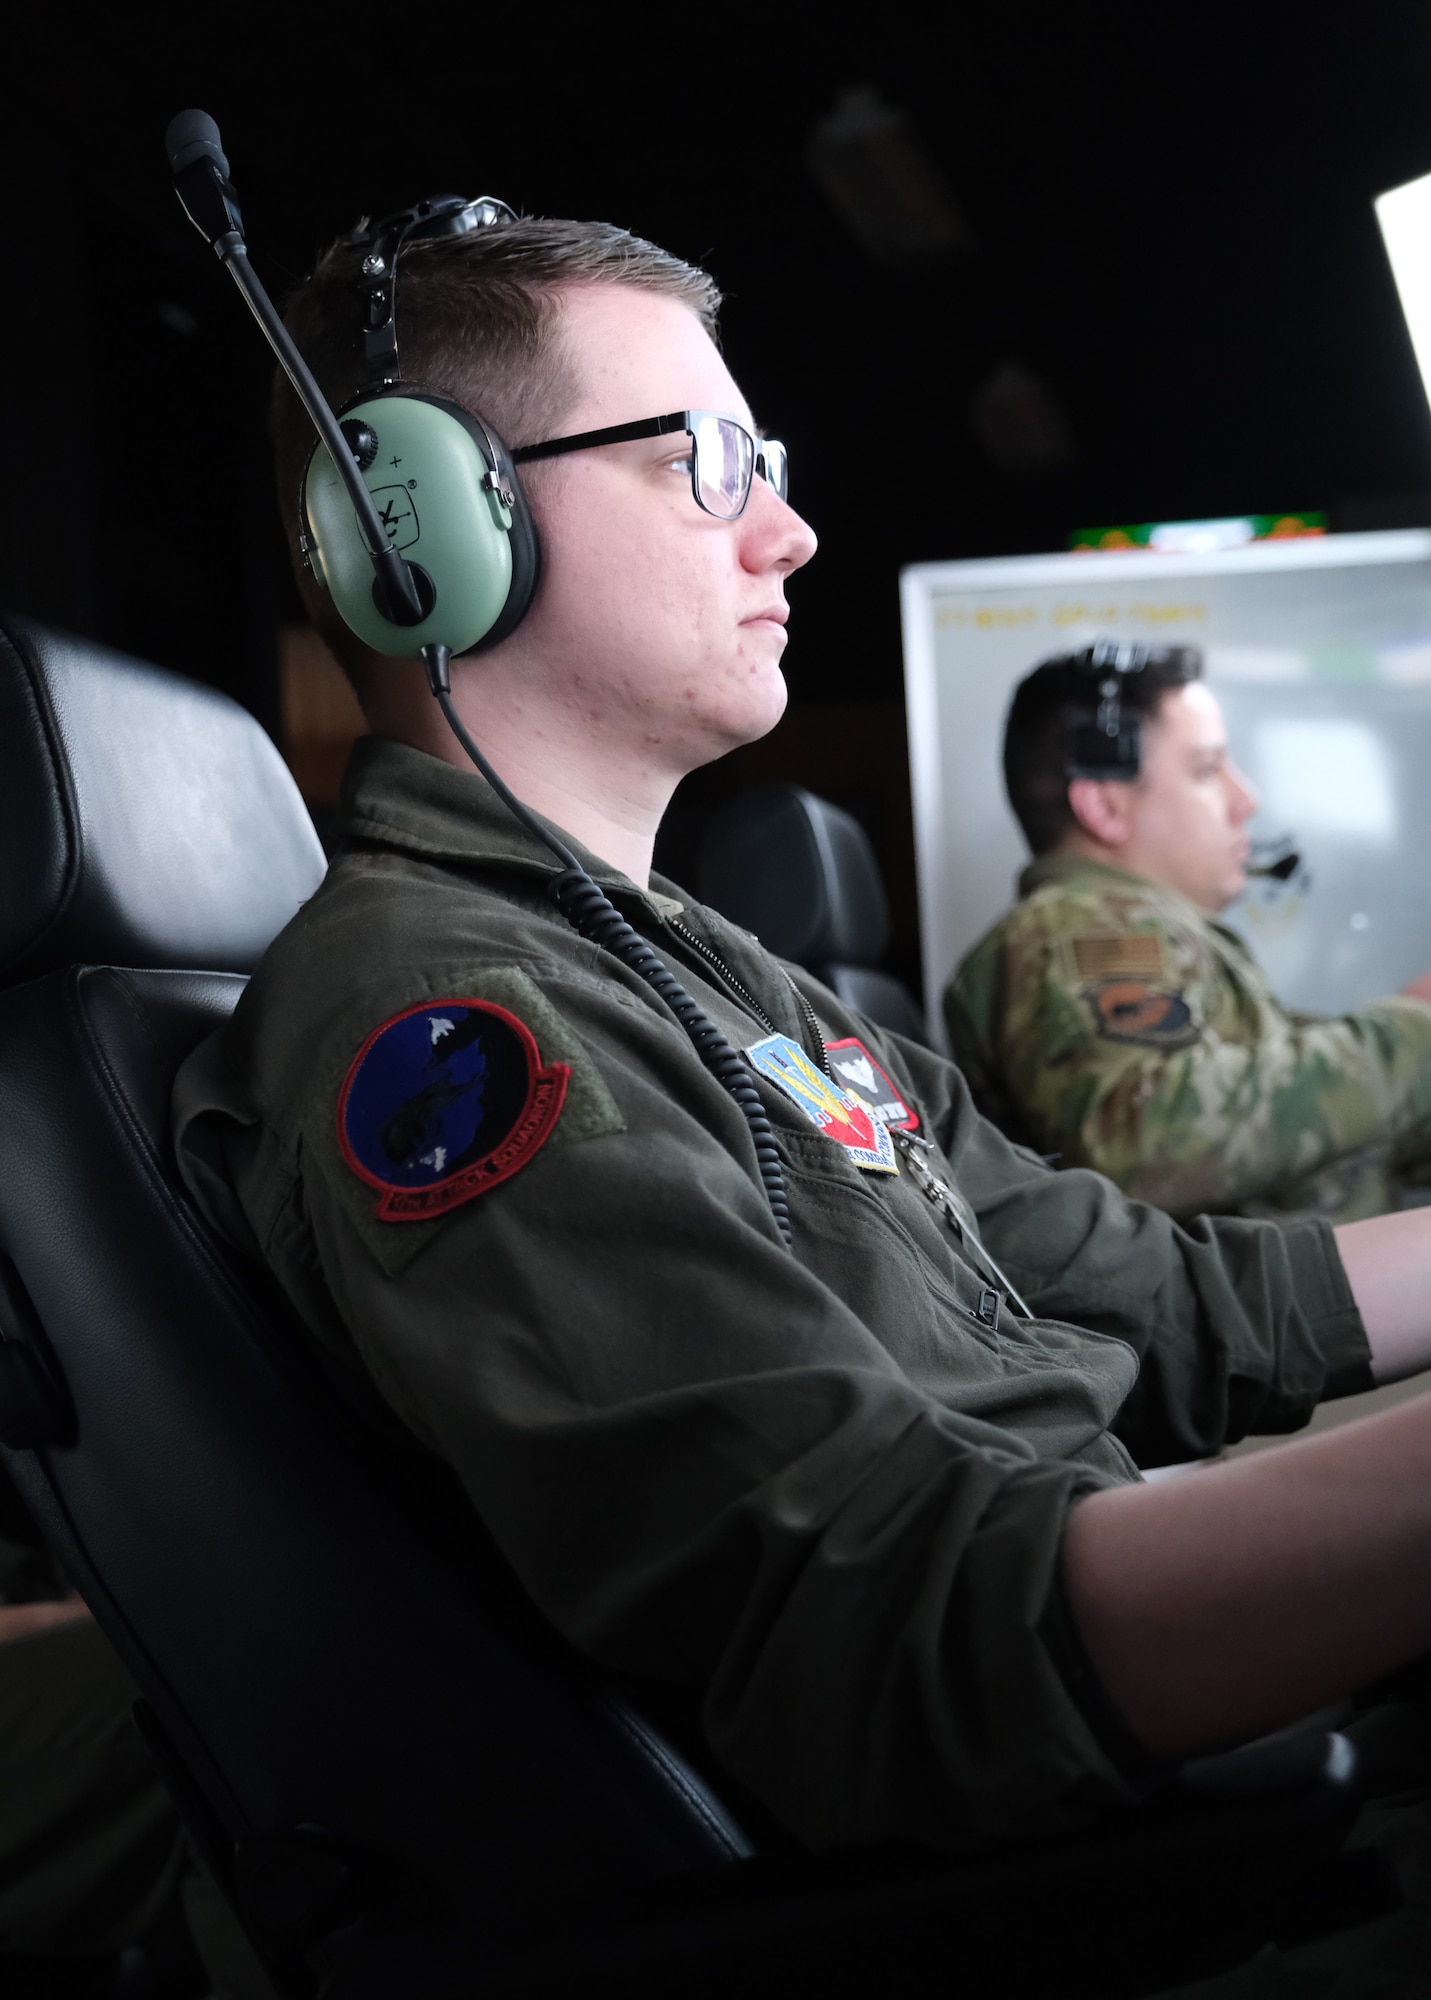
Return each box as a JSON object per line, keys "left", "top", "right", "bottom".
{"left": 406, "top": 394, "right": 539, "bottom": 650}
{"left": 302, "top": 390, "right": 539, "bottom": 658}
{"left": 464, "top": 423, "right": 538, "bottom": 653}
{"left": 303, "top": 396, "right": 515, "bottom": 656}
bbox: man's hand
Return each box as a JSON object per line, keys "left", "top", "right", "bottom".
{"left": 1064, "top": 1208, "right": 1431, "bottom": 1760}
{"left": 0, "top": 1595, "right": 89, "bottom": 1645}
{"left": 1400, "top": 971, "right": 1431, "bottom": 1006}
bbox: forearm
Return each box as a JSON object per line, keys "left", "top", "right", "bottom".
{"left": 1334, "top": 1207, "right": 1431, "bottom": 1382}
{"left": 0, "top": 1596, "right": 88, "bottom": 1645}
{"left": 1063, "top": 1393, "right": 1431, "bottom": 1757}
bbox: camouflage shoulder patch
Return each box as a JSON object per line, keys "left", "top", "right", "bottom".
{"left": 1071, "top": 932, "right": 1167, "bottom": 982}
{"left": 1088, "top": 979, "right": 1200, "bottom": 1049}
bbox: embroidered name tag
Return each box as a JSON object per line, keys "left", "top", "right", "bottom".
{"left": 743, "top": 1033, "right": 898, "bottom": 1174}
{"left": 824, "top": 1036, "right": 919, "bottom": 1132}
{"left": 337, "top": 998, "right": 570, "bottom": 1220}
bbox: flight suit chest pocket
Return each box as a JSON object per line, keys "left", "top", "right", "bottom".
{"left": 777, "top": 1129, "right": 1034, "bottom": 1381}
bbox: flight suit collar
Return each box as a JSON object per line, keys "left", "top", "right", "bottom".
{"left": 337, "top": 733, "right": 679, "bottom": 921}
{"left": 333, "top": 734, "right": 823, "bottom": 1078}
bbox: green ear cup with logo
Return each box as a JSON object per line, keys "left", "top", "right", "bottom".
{"left": 302, "top": 392, "right": 538, "bottom": 657}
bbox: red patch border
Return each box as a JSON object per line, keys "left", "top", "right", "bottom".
{"left": 336, "top": 997, "right": 571, "bottom": 1222}
{"left": 822, "top": 1036, "right": 919, "bottom": 1132}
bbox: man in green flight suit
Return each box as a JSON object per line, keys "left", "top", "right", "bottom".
{"left": 946, "top": 644, "right": 1431, "bottom": 1222}
{"left": 170, "top": 207, "right": 1431, "bottom": 1993}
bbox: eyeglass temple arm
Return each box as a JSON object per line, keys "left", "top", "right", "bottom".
{"left": 510, "top": 412, "right": 692, "bottom": 465}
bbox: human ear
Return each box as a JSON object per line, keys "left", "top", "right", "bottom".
{"left": 1068, "top": 776, "right": 1135, "bottom": 848}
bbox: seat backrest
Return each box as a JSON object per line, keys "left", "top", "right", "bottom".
{"left": 0, "top": 613, "right": 328, "bottom": 982}
{"left": 0, "top": 618, "right": 748, "bottom": 1977}
{"left": 701, "top": 785, "right": 930, "bottom": 1044}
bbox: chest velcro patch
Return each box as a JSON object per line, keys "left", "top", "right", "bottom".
{"left": 337, "top": 997, "right": 570, "bottom": 1220}
{"left": 744, "top": 1033, "right": 899, "bottom": 1174}
{"left": 824, "top": 1036, "right": 919, "bottom": 1132}
{"left": 1088, "top": 979, "right": 1199, "bottom": 1049}
{"left": 1072, "top": 931, "right": 1167, "bottom": 981}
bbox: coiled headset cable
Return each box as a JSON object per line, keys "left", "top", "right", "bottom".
{"left": 422, "top": 644, "right": 793, "bottom": 1247}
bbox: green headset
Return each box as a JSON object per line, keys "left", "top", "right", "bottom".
{"left": 163, "top": 107, "right": 537, "bottom": 662}
{"left": 299, "top": 194, "right": 541, "bottom": 659}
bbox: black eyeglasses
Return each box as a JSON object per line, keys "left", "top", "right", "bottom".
{"left": 510, "top": 411, "right": 788, "bottom": 520}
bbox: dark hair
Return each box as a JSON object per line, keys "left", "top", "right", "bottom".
{"left": 1003, "top": 645, "right": 1204, "bottom": 855}
{"left": 271, "top": 215, "right": 722, "bottom": 701}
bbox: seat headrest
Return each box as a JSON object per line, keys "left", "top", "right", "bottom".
{"left": 0, "top": 612, "right": 327, "bottom": 982}
{"left": 700, "top": 785, "right": 890, "bottom": 969}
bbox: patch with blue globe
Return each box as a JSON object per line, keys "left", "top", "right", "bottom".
{"left": 337, "top": 998, "right": 570, "bottom": 1220}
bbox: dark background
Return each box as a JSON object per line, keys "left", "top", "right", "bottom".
{"left": 7, "top": 6, "right": 1431, "bottom": 975}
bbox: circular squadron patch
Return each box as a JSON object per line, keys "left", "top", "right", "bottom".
{"left": 337, "top": 999, "right": 570, "bottom": 1221}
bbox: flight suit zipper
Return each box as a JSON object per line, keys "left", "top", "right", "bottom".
{"left": 666, "top": 916, "right": 831, "bottom": 1073}
{"left": 672, "top": 916, "right": 1025, "bottom": 1318}
{"left": 889, "top": 1128, "right": 1032, "bottom": 1318}
{"left": 666, "top": 917, "right": 777, "bottom": 1033}
{"left": 787, "top": 980, "right": 834, "bottom": 1078}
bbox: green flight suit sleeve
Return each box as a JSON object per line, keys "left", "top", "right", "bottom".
{"left": 947, "top": 895, "right": 1431, "bottom": 1221}
{"left": 853, "top": 1019, "right": 1374, "bottom": 1468}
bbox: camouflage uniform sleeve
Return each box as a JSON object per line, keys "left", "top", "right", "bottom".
{"left": 954, "top": 898, "right": 1431, "bottom": 1220}
{"left": 945, "top": 928, "right": 1041, "bottom": 1150}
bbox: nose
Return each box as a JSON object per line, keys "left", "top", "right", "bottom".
{"left": 741, "top": 474, "right": 818, "bottom": 574}
{"left": 1227, "top": 758, "right": 1259, "bottom": 820}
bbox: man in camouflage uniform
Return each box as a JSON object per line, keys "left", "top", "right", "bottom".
{"left": 946, "top": 645, "right": 1431, "bottom": 1222}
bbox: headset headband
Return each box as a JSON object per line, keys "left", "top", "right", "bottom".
{"left": 353, "top": 194, "right": 517, "bottom": 385}
{"left": 1063, "top": 639, "right": 1153, "bottom": 781}
{"left": 1082, "top": 637, "right": 1151, "bottom": 684}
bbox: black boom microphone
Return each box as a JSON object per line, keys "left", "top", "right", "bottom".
{"left": 163, "top": 110, "right": 427, "bottom": 626}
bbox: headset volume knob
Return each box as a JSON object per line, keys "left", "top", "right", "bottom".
{"left": 340, "top": 420, "right": 379, "bottom": 472}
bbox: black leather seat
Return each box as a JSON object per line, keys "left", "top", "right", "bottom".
{"left": 699, "top": 785, "right": 931, "bottom": 1045}
{"left": 0, "top": 615, "right": 747, "bottom": 1989}
{"left": 0, "top": 615, "right": 1394, "bottom": 1999}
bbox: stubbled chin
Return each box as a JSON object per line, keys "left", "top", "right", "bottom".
{"left": 706, "top": 674, "right": 788, "bottom": 761}
{"left": 745, "top": 670, "right": 789, "bottom": 742}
